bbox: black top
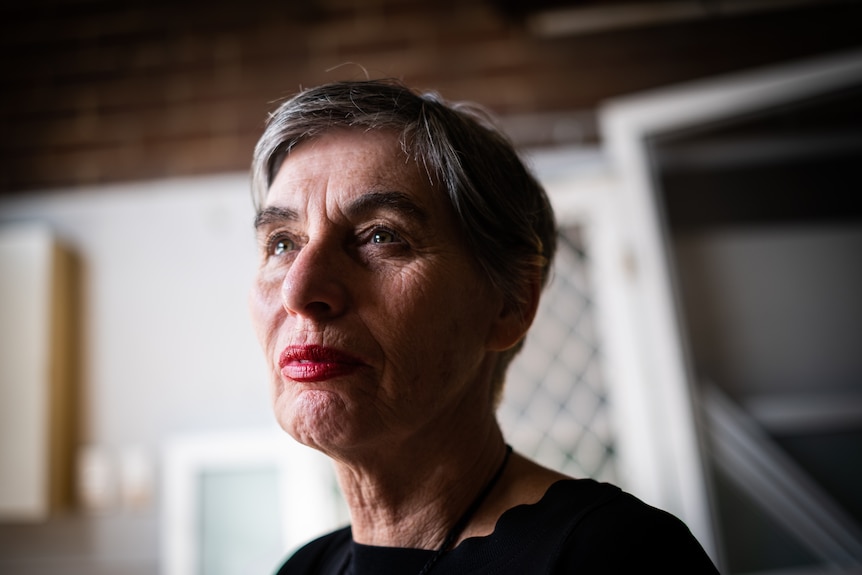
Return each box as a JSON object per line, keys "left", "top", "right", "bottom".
{"left": 275, "top": 479, "right": 720, "bottom": 574}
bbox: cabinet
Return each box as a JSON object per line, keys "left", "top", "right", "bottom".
{"left": 0, "top": 224, "right": 76, "bottom": 520}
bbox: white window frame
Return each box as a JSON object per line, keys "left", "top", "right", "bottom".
{"left": 591, "top": 48, "right": 862, "bottom": 569}
{"left": 160, "top": 429, "right": 343, "bottom": 575}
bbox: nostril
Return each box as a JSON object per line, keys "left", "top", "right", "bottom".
{"left": 304, "top": 301, "right": 333, "bottom": 315}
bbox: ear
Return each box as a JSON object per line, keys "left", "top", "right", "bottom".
{"left": 485, "top": 274, "right": 542, "bottom": 352}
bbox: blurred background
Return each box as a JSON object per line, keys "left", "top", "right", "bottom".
{"left": 1, "top": 0, "right": 861, "bottom": 574}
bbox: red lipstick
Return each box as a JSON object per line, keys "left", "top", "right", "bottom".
{"left": 278, "top": 345, "right": 365, "bottom": 383}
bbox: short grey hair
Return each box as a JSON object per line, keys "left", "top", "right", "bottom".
{"left": 251, "top": 79, "right": 557, "bottom": 401}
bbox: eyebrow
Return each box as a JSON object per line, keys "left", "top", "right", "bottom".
{"left": 344, "top": 190, "right": 429, "bottom": 224}
{"left": 254, "top": 206, "right": 298, "bottom": 230}
{"left": 253, "top": 190, "right": 429, "bottom": 230}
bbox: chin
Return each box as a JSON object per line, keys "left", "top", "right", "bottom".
{"left": 276, "top": 388, "right": 354, "bottom": 453}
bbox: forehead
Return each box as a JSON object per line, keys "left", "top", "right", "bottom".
{"left": 265, "top": 129, "right": 436, "bottom": 209}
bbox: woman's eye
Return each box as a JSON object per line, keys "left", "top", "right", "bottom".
{"left": 371, "top": 229, "right": 397, "bottom": 244}
{"left": 268, "top": 235, "right": 295, "bottom": 256}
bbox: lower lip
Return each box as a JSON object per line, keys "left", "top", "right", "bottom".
{"left": 281, "top": 361, "right": 361, "bottom": 383}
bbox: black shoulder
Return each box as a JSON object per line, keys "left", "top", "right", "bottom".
{"left": 554, "top": 482, "right": 719, "bottom": 574}
{"left": 275, "top": 527, "right": 352, "bottom": 575}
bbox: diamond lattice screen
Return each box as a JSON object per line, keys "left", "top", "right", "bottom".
{"left": 498, "top": 226, "right": 616, "bottom": 482}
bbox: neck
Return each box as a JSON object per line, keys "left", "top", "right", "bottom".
{"left": 334, "top": 423, "right": 508, "bottom": 550}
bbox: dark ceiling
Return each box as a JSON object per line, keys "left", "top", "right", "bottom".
{"left": 2, "top": 0, "right": 861, "bottom": 195}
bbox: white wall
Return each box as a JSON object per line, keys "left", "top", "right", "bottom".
{"left": 673, "top": 224, "right": 862, "bottom": 398}
{"left": 0, "top": 174, "right": 273, "bottom": 464}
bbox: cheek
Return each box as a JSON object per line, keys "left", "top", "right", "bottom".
{"left": 373, "top": 271, "right": 489, "bottom": 378}
{"left": 248, "top": 278, "right": 283, "bottom": 352}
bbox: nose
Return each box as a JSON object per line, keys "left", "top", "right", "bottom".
{"left": 280, "top": 240, "right": 349, "bottom": 320}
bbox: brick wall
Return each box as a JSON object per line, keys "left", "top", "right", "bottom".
{"left": 2, "top": 0, "right": 861, "bottom": 194}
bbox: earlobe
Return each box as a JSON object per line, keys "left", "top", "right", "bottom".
{"left": 486, "top": 277, "right": 541, "bottom": 352}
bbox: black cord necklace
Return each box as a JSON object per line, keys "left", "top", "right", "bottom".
{"left": 416, "top": 444, "right": 513, "bottom": 575}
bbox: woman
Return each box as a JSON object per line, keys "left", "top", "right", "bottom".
{"left": 249, "top": 80, "right": 718, "bottom": 574}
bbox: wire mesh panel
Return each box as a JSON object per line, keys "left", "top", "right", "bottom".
{"left": 498, "top": 225, "right": 616, "bottom": 482}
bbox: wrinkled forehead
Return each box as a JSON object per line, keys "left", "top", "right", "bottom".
{"left": 267, "top": 124, "right": 418, "bottom": 184}
{"left": 261, "top": 128, "right": 451, "bottom": 222}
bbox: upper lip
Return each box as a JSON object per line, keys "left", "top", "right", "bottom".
{"left": 278, "top": 344, "right": 365, "bottom": 369}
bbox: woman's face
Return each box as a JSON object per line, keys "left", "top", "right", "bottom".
{"left": 250, "top": 129, "right": 516, "bottom": 458}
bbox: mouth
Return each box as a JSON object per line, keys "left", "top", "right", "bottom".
{"left": 278, "top": 344, "right": 366, "bottom": 383}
